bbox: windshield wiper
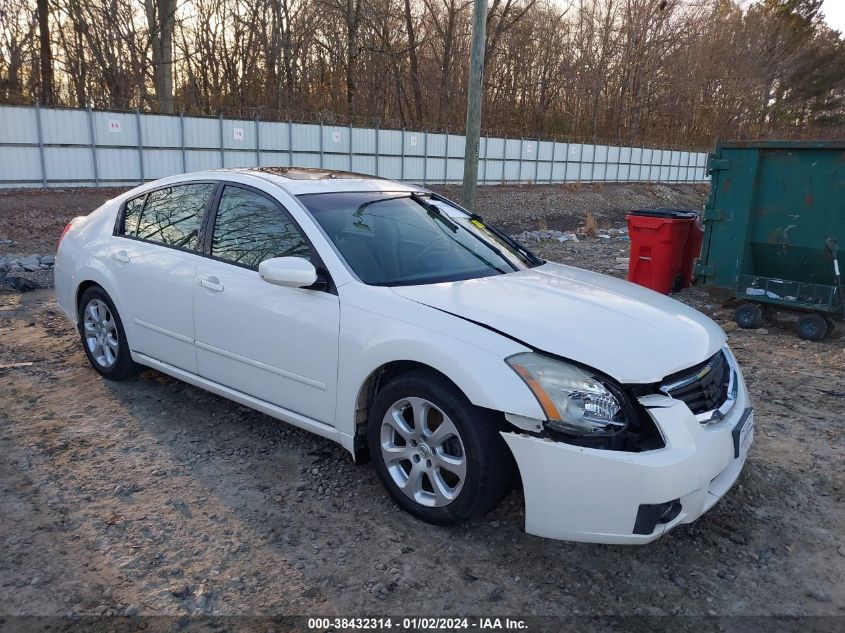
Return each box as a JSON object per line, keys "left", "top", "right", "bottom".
{"left": 424, "top": 192, "right": 543, "bottom": 267}
{"left": 470, "top": 213, "right": 544, "bottom": 267}
{"left": 411, "top": 193, "right": 460, "bottom": 233}
{"left": 423, "top": 208, "right": 510, "bottom": 274}
{"left": 353, "top": 194, "right": 412, "bottom": 216}
{"left": 412, "top": 194, "right": 516, "bottom": 271}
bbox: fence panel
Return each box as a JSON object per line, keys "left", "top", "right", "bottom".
{"left": 141, "top": 114, "right": 181, "bottom": 148}
{"left": 0, "top": 104, "right": 709, "bottom": 188}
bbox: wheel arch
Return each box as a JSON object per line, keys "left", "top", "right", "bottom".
{"left": 68, "top": 263, "right": 128, "bottom": 337}
{"left": 349, "top": 354, "right": 542, "bottom": 463}
{"left": 75, "top": 279, "right": 102, "bottom": 318}
{"left": 352, "top": 361, "right": 460, "bottom": 460}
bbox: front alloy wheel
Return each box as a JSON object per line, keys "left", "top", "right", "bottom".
{"left": 368, "top": 369, "right": 515, "bottom": 525}
{"left": 380, "top": 397, "right": 467, "bottom": 507}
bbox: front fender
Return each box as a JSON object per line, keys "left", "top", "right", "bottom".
{"left": 334, "top": 298, "right": 546, "bottom": 440}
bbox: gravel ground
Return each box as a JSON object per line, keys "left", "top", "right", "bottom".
{"left": 0, "top": 184, "right": 843, "bottom": 627}
{"left": 433, "top": 182, "right": 709, "bottom": 233}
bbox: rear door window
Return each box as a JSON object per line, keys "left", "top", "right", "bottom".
{"left": 210, "top": 185, "right": 311, "bottom": 268}
{"left": 135, "top": 183, "right": 214, "bottom": 251}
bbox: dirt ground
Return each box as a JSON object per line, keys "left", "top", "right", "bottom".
{"left": 0, "top": 184, "right": 843, "bottom": 627}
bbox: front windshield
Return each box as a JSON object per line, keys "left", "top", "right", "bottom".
{"left": 299, "top": 192, "right": 537, "bottom": 286}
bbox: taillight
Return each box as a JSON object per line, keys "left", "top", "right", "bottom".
{"left": 58, "top": 222, "right": 73, "bottom": 249}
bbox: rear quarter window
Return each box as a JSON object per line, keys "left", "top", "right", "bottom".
{"left": 120, "top": 194, "right": 146, "bottom": 237}
{"left": 135, "top": 183, "right": 215, "bottom": 251}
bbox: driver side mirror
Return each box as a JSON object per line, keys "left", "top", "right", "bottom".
{"left": 258, "top": 257, "right": 318, "bottom": 288}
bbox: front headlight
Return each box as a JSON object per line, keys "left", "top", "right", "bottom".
{"left": 507, "top": 352, "right": 627, "bottom": 436}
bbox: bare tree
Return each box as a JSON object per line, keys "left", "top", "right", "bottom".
{"left": 144, "top": 0, "right": 176, "bottom": 112}
{"left": 1, "top": 0, "right": 842, "bottom": 147}
{"left": 0, "top": 0, "right": 38, "bottom": 103}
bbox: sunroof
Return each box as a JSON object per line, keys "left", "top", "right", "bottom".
{"left": 249, "top": 167, "right": 379, "bottom": 180}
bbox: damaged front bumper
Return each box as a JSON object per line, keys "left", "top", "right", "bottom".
{"left": 502, "top": 378, "right": 752, "bottom": 545}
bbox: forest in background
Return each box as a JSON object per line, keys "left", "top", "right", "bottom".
{"left": 1, "top": 0, "right": 843, "bottom": 149}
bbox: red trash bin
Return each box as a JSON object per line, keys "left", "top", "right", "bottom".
{"left": 626, "top": 209, "right": 697, "bottom": 294}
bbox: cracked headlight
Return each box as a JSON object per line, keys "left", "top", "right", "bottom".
{"left": 507, "top": 352, "right": 627, "bottom": 436}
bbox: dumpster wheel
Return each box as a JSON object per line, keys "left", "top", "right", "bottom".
{"left": 795, "top": 314, "right": 828, "bottom": 341}
{"left": 735, "top": 303, "right": 764, "bottom": 329}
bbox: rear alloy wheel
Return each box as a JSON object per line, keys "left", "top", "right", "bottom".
{"left": 368, "top": 370, "right": 514, "bottom": 525}
{"left": 83, "top": 298, "right": 119, "bottom": 369}
{"left": 78, "top": 286, "right": 140, "bottom": 380}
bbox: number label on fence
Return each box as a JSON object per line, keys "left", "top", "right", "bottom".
{"left": 108, "top": 120, "right": 121, "bottom": 133}
{"left": 332, "top": 131, "right": 342, "bottom": 143}
{"left": 233, "top": 128, "right": 244, "bottom": 141}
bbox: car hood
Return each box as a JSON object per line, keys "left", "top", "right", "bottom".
{"left": 391, "top": 262, "right": 725, "bottom": 384}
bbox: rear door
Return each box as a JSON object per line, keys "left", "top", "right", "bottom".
{"left": 193, "top": 184, "right": 340, "bottom": 424}
{"left": 110, "top": 182, "right": 216, "bottom": 373}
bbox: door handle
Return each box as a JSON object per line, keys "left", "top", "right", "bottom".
{"left": 110, "top": 250, "right": 130, "bottom": 263}
{"left": 197, "top": 276, "right": 224, "bottom": 292}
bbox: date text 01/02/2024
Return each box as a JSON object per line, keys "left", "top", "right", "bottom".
{"left": 306, "top": 617, "right": 528, "bottom": 630}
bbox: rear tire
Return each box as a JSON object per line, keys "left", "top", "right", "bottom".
{"left": 735, "top": 303, "right": 763, "bottom": 329}
{"left": 368, "top": 369, "right": 514, "bottom": 526}
{"left": 795, "top": 314, "right": 828, "bottom": 341}
{"left": 78, "top": 286, "right": 140, "bottom": 380}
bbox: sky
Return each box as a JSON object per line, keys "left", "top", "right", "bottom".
{"left": 821, "top": 0, "right": 845, "bottom": 33}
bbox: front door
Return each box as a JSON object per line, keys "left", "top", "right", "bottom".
{"left": 193, "top": 184, "right": 340, "bottom": 425}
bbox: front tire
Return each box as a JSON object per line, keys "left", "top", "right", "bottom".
{"left": 368, "top": 369, "right": 514, "bottom": 526}
{"left": 78, "top": 286, "right": 140, "bottom": 380}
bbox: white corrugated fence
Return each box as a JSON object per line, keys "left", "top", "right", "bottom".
{"left": 0, "top": 104, "right": 708, "bottom": 188}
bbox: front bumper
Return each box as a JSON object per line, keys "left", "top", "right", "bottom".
{"left": 502, "top": 378, "right": 752, "bottom": 544}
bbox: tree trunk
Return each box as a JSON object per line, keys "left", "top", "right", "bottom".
{"left": 403, "top": 0, "right": 424, "bottom": 124}
{"left": 145, "top": 0, "right": 176, "bottom": 113}
{"left": 36, "top": 0, "right": 54, "bottom": 105}
{"left": 346, "top": 37, "right": 358, "bottom": 115}
{"left": 437, "top": 9, "right": 456, "bottom": 125}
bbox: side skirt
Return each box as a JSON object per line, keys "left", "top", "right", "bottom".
{"left": 132, "top": 352, "right": 356, "bottom": 456}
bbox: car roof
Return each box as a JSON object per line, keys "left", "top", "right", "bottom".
{"left": 194, "top": 167, "right": 424, "bottom": 196}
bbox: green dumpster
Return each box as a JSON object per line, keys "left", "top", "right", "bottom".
{"left": 694, "top": 140, "right": 845, "bottom": 340}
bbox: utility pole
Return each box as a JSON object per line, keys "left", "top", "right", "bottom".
{"left": 461, "top": 0, "right": 487, "bottom": 211}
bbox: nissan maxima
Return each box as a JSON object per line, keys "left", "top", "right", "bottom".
{"left": 54, "top": 168, "right": 753, "bottom": 544}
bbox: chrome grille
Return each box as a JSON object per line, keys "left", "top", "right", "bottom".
{"left": 660, "top": 351, "right": 731, "bottom": 418}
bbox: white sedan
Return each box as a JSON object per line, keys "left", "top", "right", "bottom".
{"left": 54, "top": 168, "right": 753, "bottom": 544}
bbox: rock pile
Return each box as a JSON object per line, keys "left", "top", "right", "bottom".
{"left": 514, "top": 229, "right": 580, "bottom": 243}
{"left": 0, "top": 254, "right": 55, "bottom": 273}
{"left": 0, "top": 254, "right": 55, "bottom": 292}
{"left": 515, "top": 226, "right": 629, "bottom": 244}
